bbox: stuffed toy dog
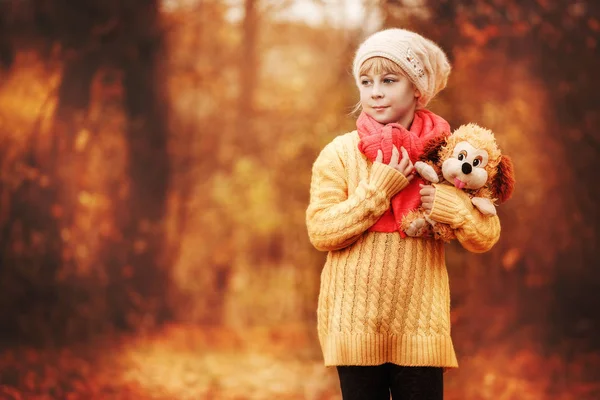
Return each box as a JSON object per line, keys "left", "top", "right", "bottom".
{"left": 401, "top": 123, "right": 515, "bottom": 242}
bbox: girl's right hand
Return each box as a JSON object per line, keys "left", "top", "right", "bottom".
{"left": 376, "top": 145, "right": 415, "bottom": 181}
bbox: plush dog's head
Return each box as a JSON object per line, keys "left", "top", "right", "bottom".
{"left": 421, "top": 123, "right": 515, "bottom": 203}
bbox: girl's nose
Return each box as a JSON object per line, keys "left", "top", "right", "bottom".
{"left": 371, "top": 83, "right": 383, "bottom": 98}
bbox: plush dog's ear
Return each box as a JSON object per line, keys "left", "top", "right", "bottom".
{"left": 492, "top": 155, "right": 515, "bottom": 204}
{"left": 420, "top": 135, "right": 447, "bottom": 164}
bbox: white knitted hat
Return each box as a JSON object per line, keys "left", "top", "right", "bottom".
{"left": 353, "top": 28, "right": 451, "bottom": 108}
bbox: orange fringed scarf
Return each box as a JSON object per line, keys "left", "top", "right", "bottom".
{"left": 357, "top": 110, "right": 451, "bottom": 236}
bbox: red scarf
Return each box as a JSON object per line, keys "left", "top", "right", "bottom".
{"left": 357, "top": 110, "right": 450, "bottom": 236}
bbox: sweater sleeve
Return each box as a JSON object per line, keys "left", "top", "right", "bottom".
{"left": 306, "top": 140, "right": 409, "bottom": 252}
{"left": 427, "top": 184, "right": 501, "bottom": 253}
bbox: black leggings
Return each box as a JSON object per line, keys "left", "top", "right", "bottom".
{"left": 336, "top": 363, "right": 443, "bottom": 400}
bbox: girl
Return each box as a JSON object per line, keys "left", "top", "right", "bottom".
{"left": 306, "top": 28, "right": 501, "bottom": 399}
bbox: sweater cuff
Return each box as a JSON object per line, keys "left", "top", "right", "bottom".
{"left": 428, "top": 184, "right": 466, "bottom": 226}
{"left": 369, "top": 162, "right": 409, "bottom": 199}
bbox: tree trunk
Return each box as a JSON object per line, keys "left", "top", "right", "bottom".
{"left": 117, "top": 1, "right": 171, "bottom": 327}
{"left": 237, "top": 0, "right": 259, "bottom": 150}
{"left": 0, "top": 8, "right": 14, "bottom": 69}
{"left": 0, "top": 52, "right": 94, "bottom": 342}
{"left": 0, "top": 151, "right": 64, "bottom": 344}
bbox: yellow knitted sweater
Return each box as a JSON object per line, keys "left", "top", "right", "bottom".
{"left": 306, "top": 131, "right": 501, "bottom": 368}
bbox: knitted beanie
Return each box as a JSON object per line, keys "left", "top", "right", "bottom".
{"left": 353, "top": 28, "right": 451, "bottom": 108}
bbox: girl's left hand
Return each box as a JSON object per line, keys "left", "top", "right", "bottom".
{"left": 420, "top": 184, "right": 436, "bottom": 213}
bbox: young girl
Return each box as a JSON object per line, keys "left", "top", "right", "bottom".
{"left": 306, "top": 28, "right": 501, "bottom": 399}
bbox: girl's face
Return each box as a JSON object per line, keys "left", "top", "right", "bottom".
{"left": 358, "top": 59, "right": 419, "bottom": 126}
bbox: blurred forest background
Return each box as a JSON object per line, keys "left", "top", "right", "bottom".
{"left": 0, "top": 0, "right": 598, "bottom": 399}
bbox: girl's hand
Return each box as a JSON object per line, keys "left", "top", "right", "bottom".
{"left": 420, "top": 184, "right": 436, "bottom": 212}
{"left": 376, "top": 145, "right": 415, "bottom": 181}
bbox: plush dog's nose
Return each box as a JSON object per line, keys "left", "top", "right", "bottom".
{"left": 461, "top": 163, "right": 472, "bottom": 174}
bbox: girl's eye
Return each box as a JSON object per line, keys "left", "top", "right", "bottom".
{"left": 473, "top": 156, "right": 482, "bottom": 167}
{"left": 383, "top": 78, "right": 396, "bottom": 84}
{"left": 457, "top": 150, "right": 467, "bottom": 161}
{"left": 361, "top": 80, "right": 371, "bottom": 86}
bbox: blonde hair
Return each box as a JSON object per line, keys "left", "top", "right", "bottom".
{"left": 359, "top": 56, "right": 406, "bottom": 77}
{"left": 350, "top": 56, "right": 408, "bottom": 115}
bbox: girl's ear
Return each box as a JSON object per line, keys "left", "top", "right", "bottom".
{"left": 420, "top": 135, "right": 447, "bottom": 164}
{"left": 491, "top": 155, "right": 515, "bottom": 204}
{"left": 415, "top": 89, "right": 421, "bottom": 98}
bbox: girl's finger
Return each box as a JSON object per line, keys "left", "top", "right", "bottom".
{"left": 400, "top": 146, "right": 409, "bottom": 161}
{"left": 376, "top": 149, "right": 383, "bottom": 163}
{"left": 390, "top": 145, "right": 400, "bottom": 166}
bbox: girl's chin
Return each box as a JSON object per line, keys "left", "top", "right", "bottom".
{"left": 366, "top": 110, "right": 407, "bottom": 125}
{"left": 368, "top": 114, "right": 396, "bottom": 125}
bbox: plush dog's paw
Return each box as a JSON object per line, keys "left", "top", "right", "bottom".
{"left": 415, "top": 161, "right": 439, "bottom": 183}
{"left": 472, "top": 197, "right": 497, "bottom": 215}
{"left": 405, "top": 218, "right": 429, "bottom": 237}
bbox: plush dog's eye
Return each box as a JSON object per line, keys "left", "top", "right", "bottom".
{"left": 457, "top": 150, "right": 467, "bottom": 161}
{"left": 473, "top": 156, "right": 483, "bottom": 167}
